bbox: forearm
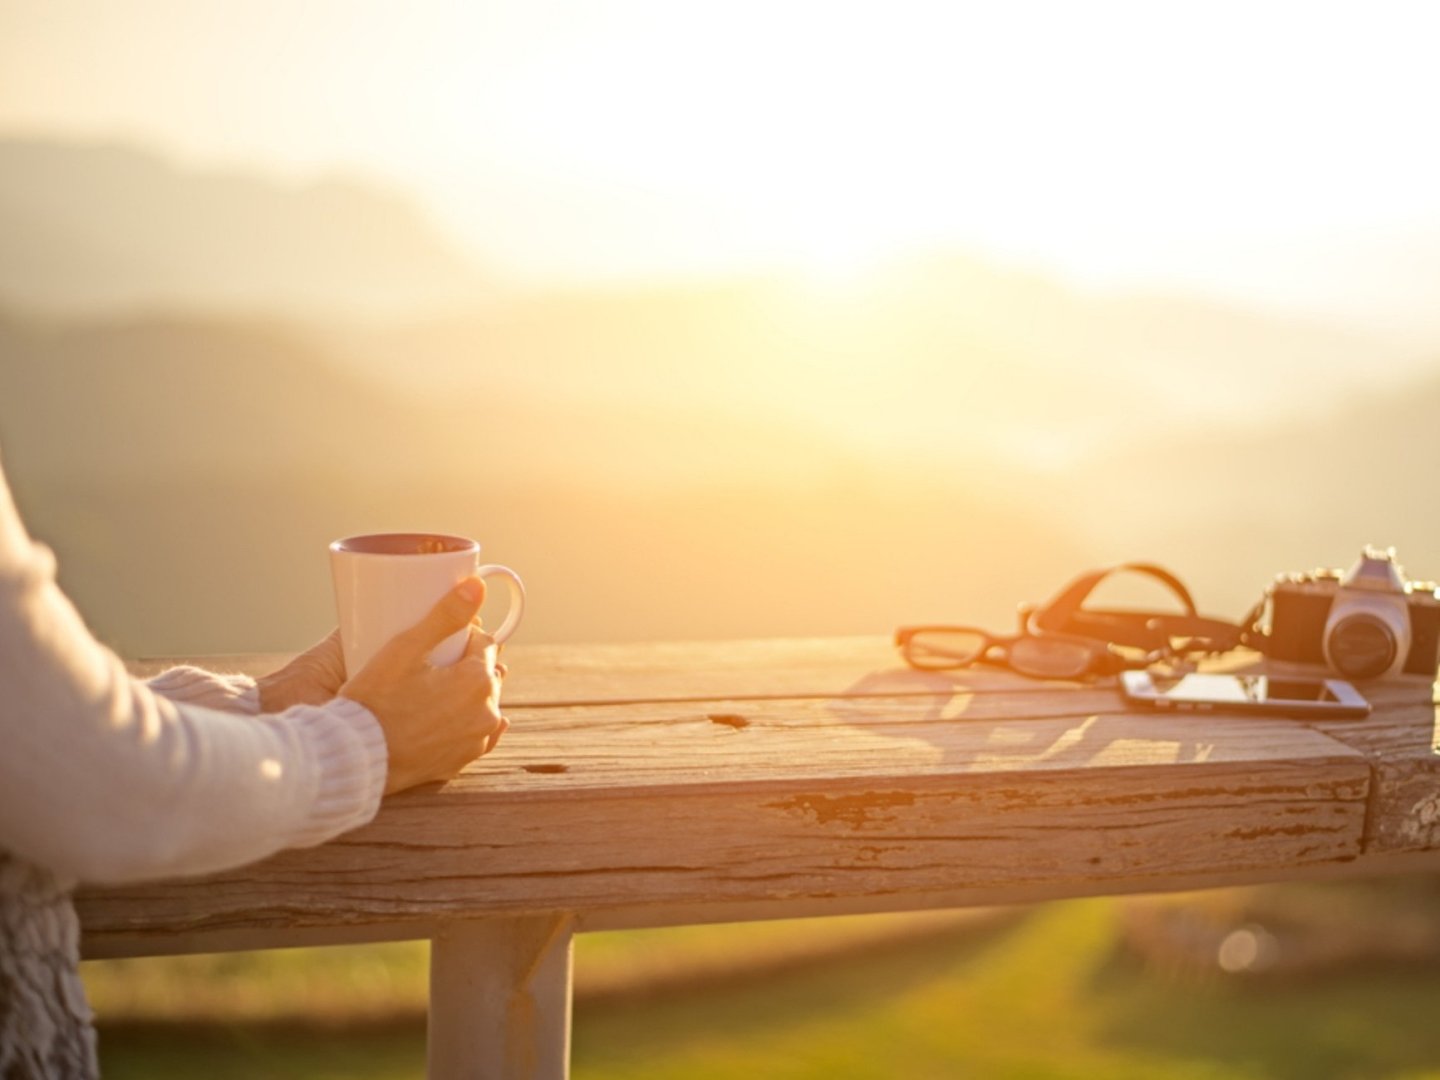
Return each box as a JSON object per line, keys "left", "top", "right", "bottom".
{"left": 2, "top": 663, "right": 385, "bottom": 884}
{"left": 0, "top": 476, "right": 387, "bottom": 884}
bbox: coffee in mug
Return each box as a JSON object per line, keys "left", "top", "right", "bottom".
{"left": 330, "top": 532, "right": 525, "bottom": 674}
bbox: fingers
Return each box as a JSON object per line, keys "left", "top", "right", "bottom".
{"left": 315, "top": 628, "right": 348, "bottom": 681}
{"left": 452, "top": 636, "right": 504, "bottom": 756}
{"left": 463, "top": 626, "right": 498, "bottom": 663}
{"left": 396, "top": 577, "right": 486, "bottom": 656}
{"left": 481, "top": 715, "right": 511, "bottom": 756}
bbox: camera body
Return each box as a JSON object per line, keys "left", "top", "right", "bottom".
{"left": 1266, "top": 548, "right": 1440, "bottom": 680}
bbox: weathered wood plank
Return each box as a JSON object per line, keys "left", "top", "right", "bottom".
{"left": 129, "top": 642, "right": 1440, "bottom": 711}
{"left": 1118, "top": 650, "right": 1440, "bottom": 856}
{"left": 127, "top": 636, "right": 1087, "bottom": 707}
{"left": 77, "top": 696, "right": 1369, "bottom": 947}
{"left": 83, "top": 850, "right": 1440, "bottom": 958}
{"left": 495, "top": 637, "right": 1043, "bottom": 706}
{"left": 1309, "top": 702, "right": 1440, "bottom": 853}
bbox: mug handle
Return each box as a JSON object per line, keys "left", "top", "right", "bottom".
{"left": 475, "top": 564, "right": 526, "bottom": 644}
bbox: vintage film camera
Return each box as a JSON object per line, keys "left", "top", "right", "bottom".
{"left": 1253, "top": 547, "right": 1440, "bottom": 680}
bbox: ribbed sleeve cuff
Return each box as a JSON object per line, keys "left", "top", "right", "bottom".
{"left": 148, "top": 665, "right": 260, "bottom": 714}
{"left": 236, "top": 682, "right": 261, "bottom": 715}
{"left": 284, "top": 697, "right": 389, "bottom": 849}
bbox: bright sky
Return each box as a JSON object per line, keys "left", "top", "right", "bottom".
{"left": 5, "top": 0, "right": 1440, "bottom": 331}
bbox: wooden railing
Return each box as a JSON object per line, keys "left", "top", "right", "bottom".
{"left": 82, "top": 638, "right": 1440, "bottom": 1078}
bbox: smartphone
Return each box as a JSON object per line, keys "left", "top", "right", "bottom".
{"left": 1120, "top": 670, "right": 1371, "bottom": 719}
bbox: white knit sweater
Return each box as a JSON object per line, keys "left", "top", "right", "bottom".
{"left": 0, "top": 454, "right": 389, "bottom": 1076}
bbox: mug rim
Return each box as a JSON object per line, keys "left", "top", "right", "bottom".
{"left": 330, "top": 532, "right": 479, "bottom": 557}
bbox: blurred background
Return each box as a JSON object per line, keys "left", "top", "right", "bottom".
{"left": 8, "top": 1, "right": 1440, "bottom": 1076}
{"left": 6, "top": 0, "right": 1440, "bottom": 655}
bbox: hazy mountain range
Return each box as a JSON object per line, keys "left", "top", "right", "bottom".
{"left": 2, "top": 135, "right": 1439, "bottom": 655}
{"left": 325, "top": 262, "right": 1421, "bottom": 468}
{"left": 0, "top": 307, "right": 1083, "bottom": 653}
{"left": 4, "top": 301, "right": 1438, "bottom": 656}
{"left": 0, "top": 138, "right": 484, "bottom": 315}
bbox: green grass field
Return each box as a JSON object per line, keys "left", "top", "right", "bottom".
{"left": 87, "top": 897, "right": 1440, "bottom": 1079}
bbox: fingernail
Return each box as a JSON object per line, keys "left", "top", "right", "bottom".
{"left": 457, "top": 578, "right": 483, "bottom": 603}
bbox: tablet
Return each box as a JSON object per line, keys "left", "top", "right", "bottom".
{"left": 1120, "top": 670, "right": 1371, "bottom": 720}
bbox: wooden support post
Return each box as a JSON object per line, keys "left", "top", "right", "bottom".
{"left": 428, "top": 914, "right": 575, "bottom": 1080}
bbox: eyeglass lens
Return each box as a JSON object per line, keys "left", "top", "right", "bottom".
{"left": 903, "top": 628, "right": 1098, "bottom": 678}
{"left": 1006, "top": 636, "right": 1096, "bottom": 679}
{"left": 902, "top": 628, "right": 989, "bottom": 669}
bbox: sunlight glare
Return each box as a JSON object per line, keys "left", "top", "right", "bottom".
{"left": 5, "top": 0, "right": 1440, "bottom": 321}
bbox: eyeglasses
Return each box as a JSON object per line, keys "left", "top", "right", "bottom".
{"left": 894, "top": 624, "right": 1158, "bottom": 680}
{"left": 895, "top": 563, "right": 1242, "bottom": 681}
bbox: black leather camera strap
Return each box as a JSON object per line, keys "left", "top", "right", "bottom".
{"left": 1029, "top": 562, "right": 1244, "bottom": 655}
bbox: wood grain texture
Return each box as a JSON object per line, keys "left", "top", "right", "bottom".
{"left": 1310, "top": 701, "right": 1440, "bottom": 853}
{"left": 1200, "top": 650, "right": 1440, "bottom": 854}
{"left": 129, "top": 636, "right": 1088, "bottom": 707}
{"left": 79, "top": 676, "right": 1371, "bottom": 953}
{"left": 129, "top": 640, "right": 1440, "bottom": 711}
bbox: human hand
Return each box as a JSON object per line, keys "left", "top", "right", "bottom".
{"left": 256, "top": 629, "right": 348, "bottom": 712}
{"left": 339, "top": 576, "right": 509, "bottom": 795}
{"left": 257, "top": 623, "right": 507, "bottom": 713}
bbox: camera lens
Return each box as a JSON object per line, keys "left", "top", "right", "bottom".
{"left": 1327, "top": 613, "right": 1398, "bottom": 679}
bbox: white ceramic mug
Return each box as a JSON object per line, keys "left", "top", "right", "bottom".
{"left": 329, "top": 532, "right": 525, "bottom": 674}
